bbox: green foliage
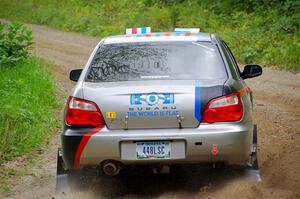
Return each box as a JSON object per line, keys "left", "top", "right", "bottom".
{"left": 0, "top": 0, "right": 299, "bottom": 71}
{"left": 0, "top": 57, "right": 59, "bottom": 161}
{"left": 0, "top": 23, "right": 58, "bottom": 192}
{"left": 0, "top": 22, "right": 33, "bottom": 66}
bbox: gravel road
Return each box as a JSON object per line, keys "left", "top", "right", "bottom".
{"left": 1, "top": 24, "right": 300, "bottom": 199}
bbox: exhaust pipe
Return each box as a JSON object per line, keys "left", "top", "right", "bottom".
{"left": 102, "top": 161, "right": 121, "bottom": 176}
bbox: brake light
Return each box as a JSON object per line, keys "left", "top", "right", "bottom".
{"left": 65, "top": 97, "right": 105, "bottom": 126}
{"left": 202, "top": 93, "right": 243, "bottom": 123}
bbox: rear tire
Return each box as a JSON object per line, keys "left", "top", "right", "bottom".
{"left": 253, "top": 124, "right": 257, "bottom": 145}
{"left": 249, "top": 124, "right": 259, "bottom": 169}
{"left": 56, "top": 148, "right": 67, "bottom": 175}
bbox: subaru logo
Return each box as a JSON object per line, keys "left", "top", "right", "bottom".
{"left": 130, "top": 93, "right": 174, "bottom": 106}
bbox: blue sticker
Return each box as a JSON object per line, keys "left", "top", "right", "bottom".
{"left": 131, "top": 93, "right": 174, "bottom": 106}
{"left": 174, "top": 32, "right": 182, "bottom": 36}
{"left": 127, "top": 110, "right": 179, "bottom": 117}
{"left": 153, "top": 33, "right": 162, "bottom": 37}
{"left": 195, "top": 80, "right": 201, "bottom": 121}
{"left": 141, "top": 27, "right": 147, "bottom": 34}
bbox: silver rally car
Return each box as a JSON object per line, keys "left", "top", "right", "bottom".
{"left": 60, "top": 27, "right": 262, "bottom": 176}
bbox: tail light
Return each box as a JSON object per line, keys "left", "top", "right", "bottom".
{"left": 65, "top": 97, "right": 105, "bottom": 126}
{"left": 202, "top": 93, "right": 243, "bottom": 123}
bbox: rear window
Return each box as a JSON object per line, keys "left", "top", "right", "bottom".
{"left": 85, "top": 41, "right": 226, "bottom": 82}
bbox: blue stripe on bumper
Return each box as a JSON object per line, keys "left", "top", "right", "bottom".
{"left": 195, "top": 80, "right": 201, "bottom": 121}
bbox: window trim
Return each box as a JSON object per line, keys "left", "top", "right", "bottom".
{"left": 221, "top": 41, "right": 242, "bottom": 79}
{"left": 219, "top": 41, "right": 241, "bottom": 80}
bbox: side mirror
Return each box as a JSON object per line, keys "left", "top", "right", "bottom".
{"left": 69, "top": 69, "right": 83, "bottom": 82}
{"left": 241, "top": 64, "right": 262, "bottom": 79}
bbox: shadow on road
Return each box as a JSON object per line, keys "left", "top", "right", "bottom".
{"left": 58, "top": 165, "right": 259, "bottom": 198}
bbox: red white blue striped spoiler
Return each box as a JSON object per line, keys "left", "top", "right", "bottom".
{"left": 104, "top": 32, "right": 211, "bottom": 44}
{"left": 126, "top": 27, "right": 151, "bottom": 35}
{"left": 174, "top": 28, "right": 200, "bottom": 33}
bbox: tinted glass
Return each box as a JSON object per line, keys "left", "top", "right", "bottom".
{"left": 220, "top": 42, "right": 239, "bottom": 80}
{"left": 222, "top": 41, "right": 241, "bottom": 79}
{"left": 86, "top": 42, "right": 226, "bottom": 82}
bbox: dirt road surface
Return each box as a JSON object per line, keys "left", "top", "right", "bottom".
{"left": 1, "top": 24, "right": 300, "bottom": 199}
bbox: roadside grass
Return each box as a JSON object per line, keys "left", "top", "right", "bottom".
{"left": 0, "top": 57, "right": 60, "bottom": 162}
{"left": 0, "top": 57, "right": 60, "bottom": 193}
{"left": 0, "top": 21, "right": 60, "bottom": 193}
{"left": 0, "top": 0, "right": 299, "bottom": 71}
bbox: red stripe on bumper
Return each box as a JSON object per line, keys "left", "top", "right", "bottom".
{"left": 74, "top": 125, "right": 104, "bottom": 169}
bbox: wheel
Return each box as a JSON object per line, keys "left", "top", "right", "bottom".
{"left": 253, "top": 124, "right": 257, "bottom": 145}
{"left": 56, "top": 148, "right": 67, "bottom": 175}
{"left": 249, "top": 124, "right": 259, "bottom": 170}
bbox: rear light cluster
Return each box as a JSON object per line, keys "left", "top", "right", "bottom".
{"left": 202, "top": 93, "right": 243, "bottom": 123}
{"left": 65, "top": 97, "right": 105, "bottom": 126}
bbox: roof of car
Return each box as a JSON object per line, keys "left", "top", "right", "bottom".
{"left": 103, "top": 32, "right": 213, "bottom": 44}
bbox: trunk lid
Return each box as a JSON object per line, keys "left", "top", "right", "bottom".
{"left": 82, "top": 79, "right": 225, "bottom": 129}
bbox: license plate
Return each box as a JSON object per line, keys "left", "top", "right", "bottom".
{"left": 136, "top": 141, "right": 171, "bottom": 160}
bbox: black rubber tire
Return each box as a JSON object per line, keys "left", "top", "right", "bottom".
{"left": 253, "top": 124, "right": 257, "bottom": 144}
{"left": 56, "top": 148, "right": 67, "bottom": 175}
{"left": 251, "top": 124, "right": 259, "bottom": 170}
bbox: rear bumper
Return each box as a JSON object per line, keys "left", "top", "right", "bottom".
{"left": 61, "top": 122, "right": 253, "bottom": 169}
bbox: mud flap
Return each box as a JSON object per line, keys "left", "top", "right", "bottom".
{"left": 243, "top": 124, "right": 261, "bottom": 181}
{"left": 56, "top": 148, "right": 71, "bottom": 194}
